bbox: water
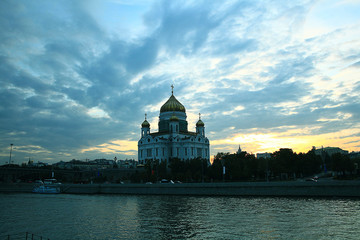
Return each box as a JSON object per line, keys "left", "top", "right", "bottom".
{"left": 1, "top": 194, "right": 360, "bottom": 240}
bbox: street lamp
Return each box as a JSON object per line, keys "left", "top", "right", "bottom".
{"left": 9, "top": 143, "right": 13, "bottom": 165}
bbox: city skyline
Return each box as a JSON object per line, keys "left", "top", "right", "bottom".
{"left": 1, "top": 0, "right": 360, "bottom": 164}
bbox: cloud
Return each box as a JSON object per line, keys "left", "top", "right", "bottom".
{"left": 0, "top": 0, "right": 360, "bottom": 163}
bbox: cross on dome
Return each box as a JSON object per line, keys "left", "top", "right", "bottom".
{"left": 196, "top": 113, "right": 204, "bottom": 127}
{"left": 142, "top": 113, "right": 150, "bottom": 128}
{"left": 160, "top": 85, "right": 186, "bottom": 113}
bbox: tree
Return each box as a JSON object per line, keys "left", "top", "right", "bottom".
{"left": 169, "top": 158, "right": 185, "bottom": 181}
{"left": 158, "top": 160, "right": 167, "bottom": 179}
{"left": 331, "top": 153, "right": 355, "bottom": 177}
{"left": 208, "top": 158, "right": 223, "bottom": 181}
{"left": 270, "top": 148, "right": 296, "bottom": 180}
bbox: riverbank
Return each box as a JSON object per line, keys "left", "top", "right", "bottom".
{"left": 1, "top": 180, "right": 360, "bottom": 197}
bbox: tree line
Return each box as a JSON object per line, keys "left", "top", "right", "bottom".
{"left": 133, "top": 148, "right": 359, "bottom": 183}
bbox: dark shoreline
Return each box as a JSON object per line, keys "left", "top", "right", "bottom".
{"left": 1, "top": 180, "right": 360, "bottom": 198}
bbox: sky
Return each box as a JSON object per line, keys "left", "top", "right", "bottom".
{"left": 1, "top": 0, "right": 360, "bottom": 164}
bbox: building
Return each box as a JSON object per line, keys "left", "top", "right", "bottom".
{"left": 256, "top": 152, "right": 271, "bottom": 159}
{"left": 236, "top": 145, "right": 242, "bottom": 155}
{"left": 138, "top": 86, "right": 210, "bottom": 165}
{"left": 313, "top": 146, "right": 349, "bottom": 157}
{"left": 349, "top": 151, "right": 360, "bottom": 159}
{"left": 53, "top": 159, "right": 116, "bottom": 170}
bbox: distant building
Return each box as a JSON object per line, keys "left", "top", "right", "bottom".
{"left": 138, "top": 86, "right": 210, "bottom": 165}
{"left": 313, "top": 146, "right": 349, "bottom": 157}
{"left": 27, "top": 160, "right": 48, "bottom": 168}
{"left": 117, "top": 159, "right": 137, "bottom": 169}
{"left": 349, "top": 151, "right": 360, "bottom": 159}
{"left": 256, "top": 152, "right": 271, "bottom": 159}
{"left": 236, "top": 145, "right": 242, "bottom": 154}
{"left": 53, "top": 159, "right": 117, "bottom": 170}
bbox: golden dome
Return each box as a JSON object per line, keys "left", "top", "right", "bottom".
{"left": 196, "top": 119, "right": 204, "bottom": 127}
{"left": 141, "top": 119, "right": 150, "bottom": 128}
{"left": 170, "top": 113, "right": 179, "bottom": 121}
{"left": 160, "top": 94, "right": 186, "bottom": 113}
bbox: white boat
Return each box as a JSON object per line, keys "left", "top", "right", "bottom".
{"left": 33, "top": 185, "right": 60, "bottom": 194}
{"left": 33, "top": 179, "right": 61, "bottom": 193}
{"left": 43, "top": 178, "right": 61, "bottom": 186}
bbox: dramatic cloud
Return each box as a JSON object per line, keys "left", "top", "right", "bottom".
{"left": 1, "top": 0, "right": 360, "bottom": 164}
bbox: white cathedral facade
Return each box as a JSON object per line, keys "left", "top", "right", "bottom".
{"left": 138, "top": 87, "right": 210, "bottom": 165}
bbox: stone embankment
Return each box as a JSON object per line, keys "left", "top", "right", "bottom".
{"left": 1, "top": 180, "right": 360, "bottom": 197}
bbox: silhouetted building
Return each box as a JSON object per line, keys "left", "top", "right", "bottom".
{"left": 236, "top": 145, "right": 242, "bottom": 154}
{"left": 349, "top": 151, "right": 360, "bottom": 159}
{"left": 256, "top": 152, "right": 271, "bottom": 159}
{"left": 313, "top": 146, "right": 348, "bottom": 157}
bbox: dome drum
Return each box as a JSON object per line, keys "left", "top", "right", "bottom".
{"left": 170, "top": 114, "right": 179, "bottom": 121}
{"left": 159, "top": 119, "right": 188, "bottom": 133}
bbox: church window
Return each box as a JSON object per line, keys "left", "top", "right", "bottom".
{"left": 197, "top": 148, "right": 202, "bottom": 157}
{"left": 191, "top": 147, "right": 194, "bottom": 155}
{"left": 170, "top": 148, "right": 173, "bottom": 156}
{"left": 156, "top": 148, "right": 158, "bottom": 156}
{"left": 147, "top": 149, "right": 152, "bottom": 157}
{"left": 177, "top": 147, "right": 179, "bottom": 156}
{"left": 141, "top": 150, "right": 143, "bottom": 158}
{"left": 176, "top": 125, "right": 178, "bottom": 132}
{"left": 162, "top": 148, "right": 165, "bottom": 156}
{"left": 147, "top": 139, "right": 150, "bottom": 142}
{"left": 185, "top": 148, "right": 188, "bottom": 156}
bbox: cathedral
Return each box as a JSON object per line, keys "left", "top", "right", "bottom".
{"left": 138, "top": 86, "right": 210, "bottom": 165}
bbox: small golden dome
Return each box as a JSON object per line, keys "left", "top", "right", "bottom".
{"left": 141, "top": 119, "right": 150, "bottom": 128}
{"left": 170, "top": 113, "right": 179, "bottom": 121}
{"left": 196, "top": 119, "right": 204, "bottom": 127}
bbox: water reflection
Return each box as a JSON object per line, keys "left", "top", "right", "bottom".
{"left": 135, "top": 196, "right": 201, "bottom": 239}
{"left": 0, "top": 194, "right": 360, "bottom": 240}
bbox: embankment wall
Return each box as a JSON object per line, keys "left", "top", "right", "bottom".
{"left": 1, "top": 181, "right": 360, "bottom": 197}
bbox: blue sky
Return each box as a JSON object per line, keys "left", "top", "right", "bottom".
{"left": 1, "top": 0, "right": 360, "bottom": 164}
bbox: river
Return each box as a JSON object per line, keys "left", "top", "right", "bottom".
{"left": 0, "top": 193, "right": 359, "bottom": 239}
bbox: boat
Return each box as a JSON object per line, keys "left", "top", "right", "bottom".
{"left": 43, "top": 178, "right": 61, "bottom": 186}
{"left": 32, "top": 179, "right": 61, "bottom": 194}
{"left": 33, "top": 185, "right": 61, "bottom": 194}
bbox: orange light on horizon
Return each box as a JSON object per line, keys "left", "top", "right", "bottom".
{"left": 211, "top": 127, "right": 360, "bottom": 155}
